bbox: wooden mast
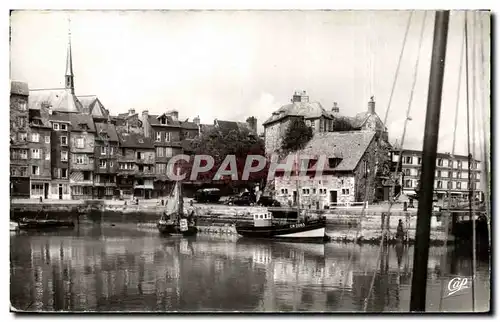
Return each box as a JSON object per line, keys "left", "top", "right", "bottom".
{"left": 409, "top": 10, "right": 450, "bottom": 312}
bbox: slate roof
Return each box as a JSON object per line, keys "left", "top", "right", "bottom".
{"left": 95, "top": 122, "right": 119, "bottom": 142}
{"left": 11, "top": 81, "right": 29, "bottom": 96}
{"left": 77, "top": 95, "right": 109, "bottom": 118}
{"left": 263, "top": 101, "right": 332, "bottom": 126}
{"left": 48, "top": 112, "right": 71, "bottom": 123}
{"left": 29, "top": 89, "right": 82, "bottom": 113}
{"left": 69, "top": 113, "right": 96, "bottom": 132}
{"left": 28, "top": 109, "right": 51, "bottom": 128}
{"left": 298, "top": 131, "right": 376, "bottom": 172}
{"left": 148, "top": 114, "right": 181, "bottom": 127}
{"left": 117, "top": 132, "right": 154, "bottom": 149}
{"left": 181, "top": 121, "right": 199, "bottom": 130}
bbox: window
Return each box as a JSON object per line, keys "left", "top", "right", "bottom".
{"left": 417, "top": 157, "right": 422, "bottom": 165}
{"left": 156, "top": 132, "right": 161, "bottom": 142}
{"left": 305, "top": 120, "right": 311, "bottom": 127}
{"left": 165, "top": 147, "right": 173, "bottom": 157}
{"left": 61, "top": 169, "right": 67, "bottom": 178}
{"left": 83, "top": 171, "right": 91, "bottom": 181}
{"left": 45, "top": 152, "right": 50, "bottom": 160}
{"left": 100, "top": 160, "right": 107, "bottom": 168}
{"left": 109, "top": 161, "right": 113, "bottom": 168}
{"left": 310, "top": 121, "right": 315, "bottom": 131}
{"left": 76, "top": 137, "right": 85, "bottom": 148}
{"left": 313, "top": 188, "right": 316, "bottom": 194}
{"left": 302, "top": 188, "right": 310, "bottom": 195}
{"left": 437, "top": 181, "right": 443, "bottom": 189}
{"left": 447, "top": 181, "right": 452, "bottom": 189}
{"left": 404, "top": 168, "right": 411, "bottom": 176}
{"left": 60, "top": 136, "right": 68, "bottom": 146}
{"left": 31, "top": 133, "right": 39, "bottom": 142}
{"left": 156, "top": 147, "right": 164, "bottom": 157}
{"left": 31, "top": 149, "right": 40, "bottom": 159}
{"left": 342, "top": 188, "right": 350, "bottom": 195}
{"left": 404, "top": 180, "right": 412, "bottom": 188}
{"left": 101, "top": 146, "right": 107, "bottom": 155}
{"left": 438, "top": 159, "right": 443, "bottom": 166}
{"left": 457, "top": 182, "right": 462, "bottom": 189}
{"left": 156, "top": 163, "right": 166, "bottom": 174}
{"left": 110, "top": 147, "right": 114, "bottom": 155}
{"left": 20, "top": 149, "right": 27, "bottom": 159}
{"left": 45, "top": 136, "right": 50, "bottom": 144}
{"left": 53, "top": 168, "right": 60, "bottom": 178}
{"left": 31, "top": 184, "right": 43, "bottom": 195}
{"left": 19, "top": 101, "right": 27, "bottom": 111}
{"left": 31, "top": 165, "right": 39, "bottom": 175}
{"left": 76, "top": 155, "right": 85, "bottom": 164}
{"left": 405, "top": 156, "right": 413, "bottom": 164}
{"left": 457, "top": 161, "right": 462, "bottom": 169}
{"left": 105, "top": 187, "right": 114, "bottom": 195}
{"left": 437, "top": 170, "right": 441, "bottom": 178}
{"left": 161, "top": 117, "right": 167, "bottom": 125}
{"left": 20, "top": 167, "right": 27, "bottom": 176}
{"left": 10, "top": 168, "right": 16, "bottom": 176}
{"left": 18, "top": 117, "right": 26, "bottom": 128}
{"left": 165, "top": 132, "right": 171, "bottom": 142}
{"left": 73, "top": 186, "right": 83, "bottom": 195}
{"left": 53, "top": 123, "right": 59, "bottom": 130}
{"left": 19, "top": 133, "right": 27, "bottom": 141}
{"left": 61, "top": 124, "right": 67, "bottom": 131}
{"left": 61, "top": 151, "right": 68, "bottom": 162}
{"left": 137, "top": 152, "right": 142, "bottom": 160}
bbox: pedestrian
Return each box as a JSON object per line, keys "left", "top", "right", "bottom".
{"left": 396, "top": 219, "right": 404, "bottom": 241}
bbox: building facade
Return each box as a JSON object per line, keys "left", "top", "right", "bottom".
{"left": 69, "top": 114, "right": 96, "bottom": 199}
{"left": 10, "top": 81, "right": 31, "bottom": 198}
{"left": 49, "top": 113, "right": 72, "bottom": 199}
{"left": 393, "top": 149, "right": 482, "bottom": 201}
{"left": 27, "top": 107, "right": 53, "bottom": 199}
{"left": 116, "top": 132, "right": 155, "bottom": 199}
{"left": 93, "top": 122, "right": 119, "bottom": 199}
{"left": 273, "top": 131, "right": 378, "bottom": 207}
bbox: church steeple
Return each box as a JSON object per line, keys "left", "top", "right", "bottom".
{"left": 65, "top": 18, "right": 75, "bottom": 94}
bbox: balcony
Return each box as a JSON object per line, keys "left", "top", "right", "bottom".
{"left": 136, "top": 157, "right": 155, "bottom": 165}
{"left": 93, "top": 181, "right": 117, "bottom": 187}
{"left": 136, "top": 170, "right": 156, "bottom": 178}
{"left": 117, "top": 169, "right": 138, "bottom": 176}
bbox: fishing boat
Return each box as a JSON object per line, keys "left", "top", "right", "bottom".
{"left": 236, "top": 211, "right": 329, "bottom": 242}
{"left": 157, "top": 179, "right": 198, "bottom": 237}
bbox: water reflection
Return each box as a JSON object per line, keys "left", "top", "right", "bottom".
{"left": 10, "top": 227, "right": 490, "bottom": 312}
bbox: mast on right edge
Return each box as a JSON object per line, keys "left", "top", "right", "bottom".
{"left": 409, "top": 10, "right": 450, "bottom": 312}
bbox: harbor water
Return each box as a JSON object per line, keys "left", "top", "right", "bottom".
{"left": 10, "top": 223, "right": 490, "bottom": 312}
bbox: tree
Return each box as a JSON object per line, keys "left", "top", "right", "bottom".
{"left": 280, "top": 117, "right": 313, "bottom": 155}
{"left": 179, "top": 127, "right": 268, "bottom": 189}
{"left": 332, "top": 117, "right": 357, "bottom": 131}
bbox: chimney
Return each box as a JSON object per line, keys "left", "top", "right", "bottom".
{"left": 167, "top": 110, "right": 179, "bottom": 121}
{"left": 332, "top": 102, "right": 340, "bottom": 113}
{"left": 246, "top": 116, "right": 257, "bottom": 133}
{"left": 129, "top": 108, "right": 136, "bottom": 116}
{"left": 193, "top": 115, "right": 200, "bottom": 125}
{"left": 141, "top": 110, "right": 150, "bottom": 138}
{"left": 368, "top": 96, "right": 375, "bottom": 114}
{"left": 292, "top": 90, "right": 309, "bottom": 103}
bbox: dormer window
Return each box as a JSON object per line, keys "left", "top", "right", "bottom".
{"left": 138, "top": 139, "right": 144, "bottom": 144}
{"left": 53, "top": 123, "right": 59, "bottom": 130}
{"left": 328, "top": 157, "right": 342, "bottom": 168}
{"left": 61, "top": 124, "right": 67, "bottom": 131}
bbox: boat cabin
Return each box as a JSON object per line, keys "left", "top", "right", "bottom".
{"left": 253, "top": 212, "right": 273, "bottom": 227}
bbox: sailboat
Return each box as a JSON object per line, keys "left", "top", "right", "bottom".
{"left": 157, "top": 178, "right": 198, "bottom": 237}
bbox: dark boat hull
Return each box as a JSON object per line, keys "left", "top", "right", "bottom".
{"left": 236, "top": 218, "right": 328, "bottom": 242}
{"left": 157, "top": 223, "right": 198, "bottom": 237}
{"left": 18, "top": 219, "right": 75, "bottom": 230}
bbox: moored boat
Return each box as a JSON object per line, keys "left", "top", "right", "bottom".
{"left": 157, "top": 176, "right": 198, "bottom": 237}
{"left": 18, "top": 218, "right": 75, "bottom": 230}
{"left": 236, "top": 211, "right": 330, "bottom": 243}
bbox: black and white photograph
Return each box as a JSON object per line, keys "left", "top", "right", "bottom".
{"left": 8, "top": 8, "right": 491, "bottom": 313}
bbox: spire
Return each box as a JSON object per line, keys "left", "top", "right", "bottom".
{"left": 65, "top": 17, "right": 75, "bottom": 94}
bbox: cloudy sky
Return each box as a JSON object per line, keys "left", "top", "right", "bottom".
{"left": 10, "top": 10, "right": 490, "bottom": 157}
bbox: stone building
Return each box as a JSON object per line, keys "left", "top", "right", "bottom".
{"left": 140, "top": 110, "right": 183, "bottom": 197}
{"left": 93, "top": 122, "right": 120, "bottom": 199}
{"left": 273, "top": 131, "right": 378, "bottom": 207}
{"left": 116, "top": 131, "right": 155, "bottom": 199}
{"left": 10, "top": 81, "right": 30, "bottom": 198}
{"left": 263, "top": 91, "right": 388, "bottom": 156}
{"left": 69, "top": 114, "right": 96, "bottom": 199}
{"left": 27, "top": 107, "right": 53, "bottom": 199}
{"left": 392, "top": 149, "right": 483, "bottom": 201}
